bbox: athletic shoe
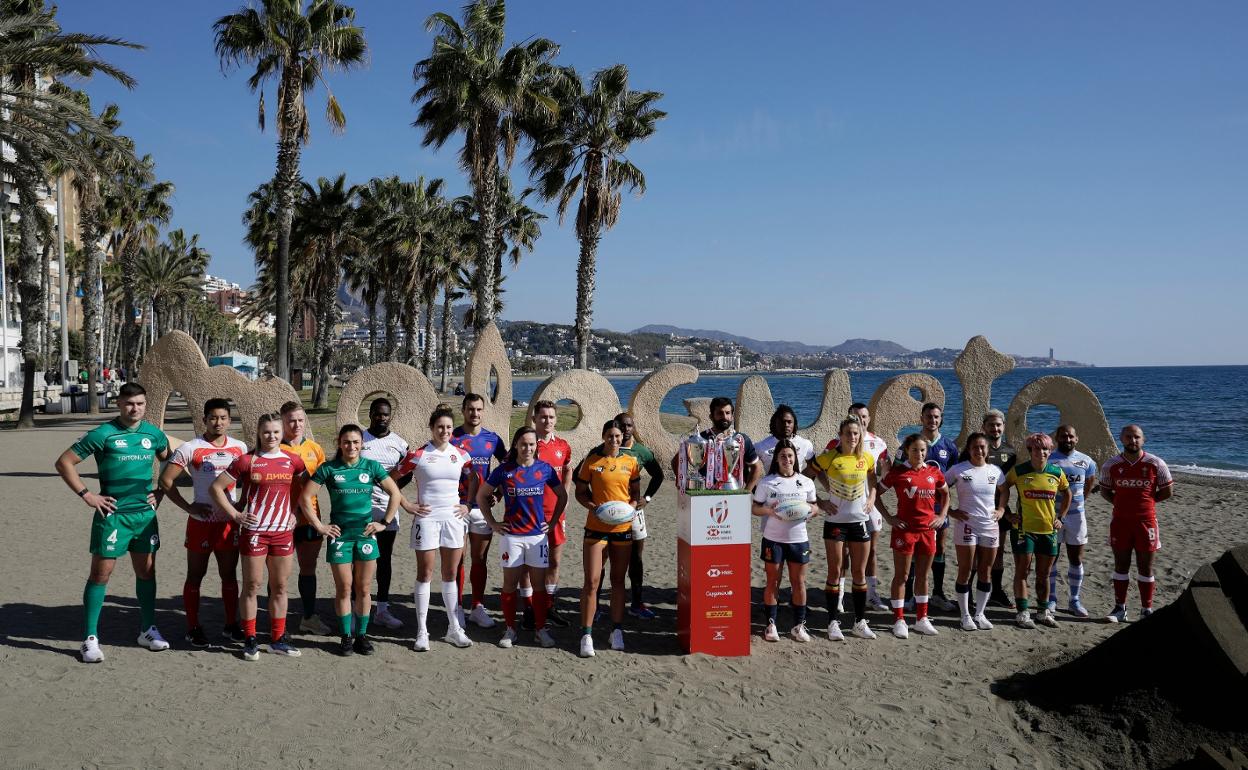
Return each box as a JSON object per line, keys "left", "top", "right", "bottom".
{"left": 609, "top": 628, "right": 625, "bottom": 651}
{"left": 1068, "top": 598, "right": 1090, "bottom": 618}
{"left": 579, "top": 634, "right": 596, "bottom": 658}
{"left": 185, "top": 626, "right": 209, "bottom": 648}
{"left": 891, "top": 620, "right": 909, "bottom": 639}
{"left": 1038, "top": 609, "right": 1058, "bottom": 628}
{"left": 1140, "top": 607, "right": 1155, "bottom": 618}
{"left": 628, "top": 604, "right": 657, "bottom": 620}
{"left": 521, "top": 606, "right": 535, "bottom": 632}
{"left": 468, "top": 604, "right": 496, "bottom": 629}
{"left": 988, "top": 589, "right": 1015, "bottom": 609}
{"left": 851, "top": 619, "right": 877, "bottom": 640}
{"left": 336, "top": 635, "right": 354, "bottom": 656}
{"left": 223, "top": 622, "right": 246, "bottom": 642}
{"left": 763, "top": 621, "right": 780, "bottom": 642}
{"left": 791, "top": 623, "right": 811, "bottom": 643}
{"left": 546, "top": 607, "right": 571, "bottom": 629}
{"left": 973, "top": 614, "right": 994, "bottom": 631}
{"left": 137, "top": 626, "right": 170, "bottom": 651}
{"left": 352, "top": 635, "right": 375, "bottom": 656}
{"left": 412, "top": 632, "right": 430, "bottom": 652}
{"left": 269, "top": 636, "right": 301, "bottom": 657}
{"left": 454, "top": 606, "right": 466, "bottom": 629}
{"left": 299, "top": 615, "right": 331, "bottom": 635}
{"left": 826, "top": 621, "right": 845, "bottom": 642}
{"left": 536, "top": 628, "right": 557, "bottom": 649}
{"left": 498, "top": 628, "right": 518, "bottom": 649}
{"left": 444, "top": 627, "right": 473, "bottom": 648}
{"left": 242, "top": 636, "right": 260, "bottom": 661}
{"left": 959, "top": 615, "right": 977, "bottom": 632}
{"left": 1045, "top": 599, "right": 1058, "bottom": 613}
{"left": 1016, "top": 611, "right": 1036, "bottom": 629}
{"left": 1106, "top": 605, "right": 1128, "bottom": 624}
{"left": 373, "top": 606, "right": 402, "bottom": 630}
{"left": 80, "top": 636, "right": 104, "bottom": 663}
{"left": 867, "top": 595, "right": 890, "bottom": 612}
{"left": 931, "top": 594, "right": 956, "bottom": 612}
{"left": 914, "top": 617, "right": 939, "bottom": 636}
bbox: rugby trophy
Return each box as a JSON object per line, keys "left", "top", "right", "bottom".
{"left": 680, "top": 432, "right": 708, "bottom": 491}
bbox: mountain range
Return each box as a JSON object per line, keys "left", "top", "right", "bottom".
{"left": 631, "top": 325, "right": 912, "bottom": 357}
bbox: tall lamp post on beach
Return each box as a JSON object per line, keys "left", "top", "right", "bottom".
{"left": 0, "top": 191, "right": 9, "bottom": 389}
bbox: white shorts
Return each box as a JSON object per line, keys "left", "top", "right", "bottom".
{"left": 631, "top": 509, "right": 649, "bottom": 540}
{"left": 499, "top": 533, "right": 548, "bottom": 569}
{"left": 410, "top": 517, "right": 467, "bottom": 551}
{"left": 866, "top": 509, "right": 884, "bottom": 534}
{"left": 953, "top": 518, "right": 1000, "bottom": 549}
{"left": 1058, "top": 512, "right": 1088, "bottom": 546}
{"left": 466, "top": 507, "right": 494, "bottom": 536}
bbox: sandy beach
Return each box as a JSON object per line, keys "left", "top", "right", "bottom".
{"left": 1, "top": 411, "right": 1244, "bottom": 769}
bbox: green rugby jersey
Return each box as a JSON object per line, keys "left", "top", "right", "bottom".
{"left": 71, "top": 419, "right": 169, "bottom": 511}
{"left": 312, "top": 456, "right": 389, "bottom": 530}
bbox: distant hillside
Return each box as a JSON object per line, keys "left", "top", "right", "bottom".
{"left": 829, "top": 338, "right": 913, "bottom": 356}
{"left": 631, "top": 324, "right": 833, "bottom": 355}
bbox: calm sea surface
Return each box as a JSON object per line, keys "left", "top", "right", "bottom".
{"left": 512, "top": 366, "right": 1248, "bottom": 475}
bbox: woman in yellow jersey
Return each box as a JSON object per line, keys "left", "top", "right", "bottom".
{"left": 1000, "top": 433, "right": 1070, "bottom": 630}
{"left": 279, "top": 401, "right": 330, "bottom": 635}
{"left": 575, "top": 420, "right": 641, "bottom": 658}
{"left": 807, "top": 417, "right": 878, "bottom": 641}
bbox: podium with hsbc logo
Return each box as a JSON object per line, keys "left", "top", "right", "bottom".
{"left": 676, "top": 490, "right": 752, "bottom": 656}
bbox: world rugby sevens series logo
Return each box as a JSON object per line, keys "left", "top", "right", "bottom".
{"left": 709, "top": 500, "right": 730, "bottom": 524}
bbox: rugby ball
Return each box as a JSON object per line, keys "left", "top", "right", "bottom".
{"left": 774, "top": 499, "right": 813, "bottom": 523}
{"left": 594, "top": 501, "right": 637, "bottom": 526}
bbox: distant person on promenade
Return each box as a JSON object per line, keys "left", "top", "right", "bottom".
{"left": 753, "top": 440, "right": 818, "bottom": 642}
{"left": 453, "top": 393, "right": 508, "bottom": 630}
{"left": 894, "top": 402, "right": 959, "bottom": 611}
{"left": 827, "top": 403, "right": 892, "bottom": 611}
{"left": 1100, "top": 425, "right": 1173, "bottom": 623}
{"left": 943, "top": 432, "right": 1006, "bottom": 631}
{"left": 1047, "top": 425, "right": 1098, "bottom": 618}
{"left": 360, "top": 398, "right": 409, "bottom": 631}
{"left": 280, "top": 401, "right": 330, "bottom": 635}
{"left": 999, "top": 433, "right": 1070, "bottom": 629}
{"left": 55, "top": 382, "right": 171, "bottom": 663}
{"left": 958, "top": 409, "right": 1017, "bottom": 609}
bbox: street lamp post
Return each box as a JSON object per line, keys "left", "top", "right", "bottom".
{"left": 0, "top": 191, "right": 9, "bottom": 389}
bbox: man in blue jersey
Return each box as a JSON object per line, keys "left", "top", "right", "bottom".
{"left": 1047, "top": 424, "right": 1098, "bottom": 617}
{"left": 453, "top": 393, "right": 508, "bottom": 629}
{"left": 895, "top": 402, "right": 959, "bottom": 610}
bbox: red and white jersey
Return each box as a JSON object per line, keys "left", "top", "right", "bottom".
{"left": 536, "top": 433, "right": 572, "bottom": 519}
{"left": 170, "top": 435, "right": 248, "bottom": 522}
{"left": 224, "top": 450, "right": 307, "bottom": 533}
{"left": 396, "top": 442, "right": 473, "bottom": 522}
{"left": 1099, "top": 452, "right": 1172, "bottom": 521}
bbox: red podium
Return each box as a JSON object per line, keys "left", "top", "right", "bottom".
{"left": 677, "top": 491, "right": 752, "bottom": 656}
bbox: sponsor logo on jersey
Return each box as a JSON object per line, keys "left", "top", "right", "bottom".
{"left": 113, "top": 438, "right": 129, "bottom": 448}
{"left": 334, "top": 474, "right": 346, "bottom": 482}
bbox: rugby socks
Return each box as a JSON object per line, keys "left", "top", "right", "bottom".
{"left": 501, "top": 590, "right": 518, "bottom": 629}
{"left": 241, "top": 617, "right": 257, "bottom": 638}
{"left": 955, "top": 582, "right": 971, "bottom": 618}
{"left": 338, "top": 614, "right": 353, "bottom": 636}
{"left": 354, "top": 613, "right": 369, "bottom": 637}
{"left": 520, "top": 585, "right": 534, "bottom": 611}
{"left": 793, "top": 604, "right": 808, "bottom": 626}
{"left": 974, "top": 581, "right": 992, "bottom": 617}
{"left": 866, "top": 576, "right": 881, "bottom": 604}
{"left": 991, "top": 567, "right": 1005, "bottom": 595}
{"left": 1112, "top": 572, "right": 1130, "bottom": 606}
{"left": 1017, "top": 597, "right": 1029, "bottom": 613}
{"left": 931, "top": 555, "right": 946, "bottom": 598}
{"left": 891, "top": 598, "right": 905, "bottom": 622}
{"left": 533, "top": 588, "right": 549, "bottom": 629}
{"left": 766, "top": 603, "right": 779, "bottom": 624}
{"left": 271, "top": 616, "right": 286, "bottom": 641}
{"left": 136, "top": 577, "right": 157, "bottom": 630}
{"left": 1048, "top": 565, "right": 1059, "bottom": 603}
{"left": 83, "top": 581, "right": 106, "bottom": 637}
{"left": 1067, "top": 564, "right": 1084, "bottom": 601}
{"left": 183, "top": 582, "right": 201, "bottom": 629}
{"left": 914, "top": 595, "right": 929, "bottom": 621}
{"left": 441, "top": 581, "right": 461, "bottom": 629}
{"left": 470, "top": 560, "right": 487, "bottom": 608}
{"left": 629, "top": 546, "right": 645, "bottom": 606}
{"left": 851, "top": 583, "right": 867, "bottom": 623}
{"left": 545, "top": 583, "right": 559, "bottom": 611}
{"left": 222, "top": 579, "right": 239, "bottom": 625}
{"left": 414, "top": 580, "right": 431, "bottom": 634}
{"left": 581, "top": 627, "right": 593, "bottom": 637}
{"left": 1137, "top": 574, "right": 1156, "bottom": 609}
{"left": 825, "top": 582, "right": 841, "bottom": 623}
{"left": 837, "top": 577, "right": 847, "bottom": 613}
{"left": 298, "top": 575, "right": 316, "bottom": 620}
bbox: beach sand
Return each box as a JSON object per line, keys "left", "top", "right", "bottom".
{"left": 1, "top": 412, "right": 1244, "bottom": 769}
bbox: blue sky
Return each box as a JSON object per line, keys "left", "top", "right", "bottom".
{"left": 57, "top": 2, "right": 1248, "bottom": 366}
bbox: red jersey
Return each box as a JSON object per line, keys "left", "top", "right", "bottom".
{"left": 225, "top": 450, "right": 307, "bottom": 533}
{"left": 879, "top": 462, "right": 945, "bottom": 528}
{"left": 536, "top": 434, "right": 571, "bottom": 519}
{"left": 1099, "top": 452, "right": 1172, "bottom": 521}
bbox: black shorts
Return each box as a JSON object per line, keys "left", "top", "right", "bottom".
{"left": 293, "top": 524, "right": 323, "bottom": 543}
{"left": 823, "top": 521, "right": 871, "bottom": 543}
{"left": 761, "top": 538, "right": 811, "bottom": 564}
{"left": 997, "top": 508, "right": 1014, "bottom": 533}
{"left": 584, "top": 528, "right": 634, "bottom": 543}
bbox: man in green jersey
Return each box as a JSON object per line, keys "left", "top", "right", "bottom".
{"left": 55, "top": 383, "right": 172, "bottom": 663}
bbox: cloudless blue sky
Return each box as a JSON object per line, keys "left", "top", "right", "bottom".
{"left": 56, "top": 1, "right": 1248, "bottom": 366}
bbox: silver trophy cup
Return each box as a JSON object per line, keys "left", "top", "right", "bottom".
{"left": 721, "top": 435, "right": 742, "bottom": 491}
{"left": 684, "top": 434, "right": 707, "bottom": 491}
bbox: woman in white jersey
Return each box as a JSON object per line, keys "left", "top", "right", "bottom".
{"left": 391, "top": 405, "right": 476, "bottom": 651}
{"left": 943, "top": 432, "right": 1005, "bottom": 631}
{"left": 752, "top": 440, "right": 818, "bottom": 642}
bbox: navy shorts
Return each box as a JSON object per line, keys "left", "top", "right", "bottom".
{"left": 822, "top": 521, "right": 871, "bottom": 543}
{"left": 584, "top": 528, "right": 634, "bottom": 543}
{"left": 761, "top": 538, "right": 811, "bottom": 564}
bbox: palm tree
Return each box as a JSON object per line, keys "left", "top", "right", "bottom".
{"left": 134, "top": 231, "right": 209, "bottom": 338}
{"left": 528, "top": 64, "right": 664, "bottom": 368}
{"left": 412, "top": 0, "right": 559, "bottom": 335}
{"left": 437, "top": 204, "right": 473, "bottom": 391}
{"left": 353, "top": 175, "right": 406, "bottom": 362}
{"left": 214, "top": 0, "right": 367, "bottom": 383}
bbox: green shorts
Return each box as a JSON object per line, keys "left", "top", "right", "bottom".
{"left": 326, "top": 529, "right": 379, "bottom": 564}
{"left": 90, "top": 508, "right": 160, "bottom": 557}
{"left": 1011, "top": 530, "right": 1058, "bottom": 557}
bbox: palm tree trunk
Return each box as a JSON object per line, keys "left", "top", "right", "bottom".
{"left": 574, "top": 224, "right": 602, "bottom": 370}
{"left": 402, "top": 300, "right": 418, "bottom": 367}
{"left": 12, "top": 165, "right": 46, "bottom": 428}
{"left": 439, "top": 282, "right": 453, "bottom": 392}
{"left": 421, "top": 284, "right": 436, "bottom": 376}
{"left": 383, "top": 288, "right": 399, "bottom": 362}
{"left": 313, "top": 267, "right": 335, "bottom": 409}
{"left": 366, "top": 291, "right": 378, "bottom": 364}
{"left": 120, "top": 244, "right": 141, "bottom": 380}
{"left": 40, "top": 239, "right": 51, "bottom": 368}
{"left": 80, "top": 190, "right": 103, "bottom": 414}
{"left": 472, "top": 160, "right": 500, "bottom": 334}
{"left": 271, "top": 68, "right": 304, "bottom": 384}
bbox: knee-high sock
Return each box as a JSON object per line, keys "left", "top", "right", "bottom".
{"left": 545, "top": 582, "right": 558, "bottom": 610}
{"left": 825, "top": 583, "right": 840, "bottom": 624}
{"left": 1067, "top": 564, "right": 1084, "bottom": 600}
{"left": 533, "top": 588, "right": 549, "bottom": 629}
{"left": 1137, "top": 574, "right": 1155, "bottom": 608}
{"left": 1048, "top": 564, "right": 1059, "bottom": 602}
{"left": 83, "top": 581, "right": 107, "bottom": 638}
{"left": 955, "top": 582, "right": 971, "bottom": 618}
{"left": 501, "top": 590, "right": 517, "bottom": 629}
{"left": 375, "top": 530, "right": 396, "bottom": 603}
{"left": 135, "top": 577, "right": 157, "bottom": 630}
{"left": 974, "top": 580, "right": 992, "bottom": 617}
{"left": 183, "top": 581, "right": 201, "bottom": 629}
{"left": 629, "top": 546, "right": 645, "bottom": 606}
{"left": 851, "top": 583, "right": 867, "bottom": 623}
{"left": 792, "top": 603, "right": 808, "bottom": 625}
{"left": 519, "top": 585, "right": 534, "bottom": 611}
{"left": 931, "top": 554, "right": 946, "bottom": 596}
{"left": 298, "top": 575, "right": 316, "bottom": 620}
{"left": 914, "top": 594, "right": 929, "bottom": 621}
{"left": 413, "top": 580, "right": 431, "bottom": 635}
{"left": 866, "top": 575, "right": 880, "bottom": 601}
{"left": 1112, "top": 572, "right": 1130, "bottom": 606}
{"left": 442, "top": 580, "right": 461, "bottom": 630}
{"left": 470, "top": 560, "right": 487, "bottom": 608}
{"left": 991, "top": 566, "right": 1005, "bottom": 594}
{"left": 837, "top": 577, "right": 846, "bottom": 612}
{"left": 221, "top": 579, "right": 239, "bottom": 625}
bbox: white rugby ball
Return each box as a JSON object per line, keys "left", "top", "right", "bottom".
{"left": 594, "top": 501, "right": 636, "bottom": 526}
{"left": 774, "top": 499, "right": 813, "bottom": 523}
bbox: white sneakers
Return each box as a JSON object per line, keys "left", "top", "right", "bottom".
{"left": 497, "top": 627, "right": 518, "bottom": 649}
{"left": 1037, "top": 609, "right": 1059, "bottom": 628}
{"left": 536, "top": 628, "right": 557, "bottom": 648}
{"left": 468, "top": 605, "right": 496, "bottom": 628}
{"left": 579, "top": 634, "right": 595, "bottom": 658}
{"left": 609, "top": 629, "right": 625, "bottom": 651}
{"left": 1140, "top": 607, "right": 1155, "bottom": 618}
{"left": 444, "top": 626, "right": 473, "bottom": 648}
{"left": 973, "top": 614, "right": 994, "bottom": 631}
{"left": 913, "top": 617, "right": 938, "bottom": 636}
{"left": 1068, "top": 599, "right": 1090, "bottom": 618}
{"left": 412, "top": 632, "right": 430, "bottom": 652}
{"left": 1106, "top": 605, "right": 1128, "bottom": 624}
{"left": 373, "top": 605, "right": 402, "bottom": 630}
{"left": 960, "top": 615, "right": 978, "bottom": 632}
{"left": 454, "top": 606, "right": 467, "bottom": 629}
{"left": 763, "top": 621, "right": 780, "bottom": 642}
{"left": 851, "top": 619, "right": 876, "bottom": 640}
{"left": 867, "top": 595, "right": 890, "bottom": 612}
{"left": 1016, "top": 611, "right": 1036, "bottom": 629}
{"left": 891, "top": 620, "right": 908, "bottom": 639}
{"left": 80, "top": 636, "right": 104, "bottom": 663}
{"left": 790, "top": 623, "right": 810, "bottom": 643}
{"left": 137, "top": 626, "right": 170, "bottom": 651}
{"left": 826, "top": 621, "right": 845, "bottom": 642}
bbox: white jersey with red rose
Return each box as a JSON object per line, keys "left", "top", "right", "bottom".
{"left": 169, "top": 435, "right": 248, "bottom": 522}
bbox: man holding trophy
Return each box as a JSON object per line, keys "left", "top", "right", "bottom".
{"left": 674, "top": 397, "right": 763, "bottom": 492}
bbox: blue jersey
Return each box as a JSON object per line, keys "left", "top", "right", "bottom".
{"left": 1049, "top": 449, "right": 1097, "bottom": 516}
{"left": 452, "top": 426, "right": 507, "bottom": 507}
{"left": 898, "top": 433, "right": 960, "bottom": 473}
{"left": 485, "top": 460, "right": 561, "bottom": 536}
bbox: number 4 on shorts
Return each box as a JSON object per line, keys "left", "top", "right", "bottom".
{"left": 250, "top": 534, "right": 259, "bottom": 548}
{"left": 106, "top": 530, "right": 118, "bottom": 545}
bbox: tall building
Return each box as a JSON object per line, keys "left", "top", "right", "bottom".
{"left": 661, "top": 345, "right": 703, "bottom": 364}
